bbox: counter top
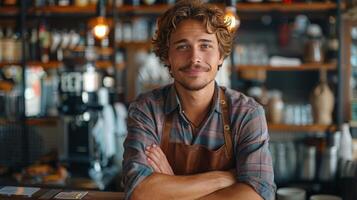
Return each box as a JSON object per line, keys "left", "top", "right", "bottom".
{"left": 0, "top": 187, "right": 124, "bottom": 200}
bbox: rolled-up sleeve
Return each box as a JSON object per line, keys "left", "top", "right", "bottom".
{"left": 235, "top": 105, "right": 276, "bottom": 200}
{"left": 122, "top": 103, "right": 159, "bottom": 200}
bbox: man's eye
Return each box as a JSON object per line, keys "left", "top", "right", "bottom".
{"left": 201, "top": 44, "right": 212, "bottom": 49}
{"left": 177, "top": 45, "right": 188, "bottom": 50}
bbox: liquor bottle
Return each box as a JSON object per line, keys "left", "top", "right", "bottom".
{"left": 29, "top": 28, "right": 40, "bottom": 61}
{"left": 326, "top": 16, "right": 339, "bottom": 63}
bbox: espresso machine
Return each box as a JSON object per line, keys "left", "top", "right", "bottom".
{"left": 58, "top": 49, "right": 118, "bottom": 190}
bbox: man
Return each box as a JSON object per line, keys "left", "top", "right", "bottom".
{"left": 123, "top": 0, "right": 276, "bottom": 199}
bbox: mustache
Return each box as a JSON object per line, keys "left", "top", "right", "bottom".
{"left": 179, "top": 63, "right": 211, "bottom": 72}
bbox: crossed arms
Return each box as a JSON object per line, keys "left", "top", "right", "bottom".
{"left": 130, "top": 144, "right": 263, "bottom": 200}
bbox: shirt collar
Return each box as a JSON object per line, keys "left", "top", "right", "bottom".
{"left": 164, "top": 82, "right": 223, "bottom": 115}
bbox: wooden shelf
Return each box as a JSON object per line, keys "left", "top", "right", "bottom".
{"left": 30, "top": 5, "right": 96, "bottom": 15}
{"left": 0, "top": 6, "right": 19, "bottom": 16}
{"left": 118, "top": 4, "right": 171, "bottom": 14}
{"left": 26, "top": 117, "right": 59, "bottom": 126}
{"left": 0, "top": 61, "right": 123, "bottom": 70}
{"left": 0, "top": 117, "right": 59, "bottom": 126}
{"left": 0, "top": 80, "right": 14, "bottom": 92}
{"left": 116, "top": 2, "right": 339, "bottom": 14}
{"left": 25, "top": 2, "right": 340, "bottom": 15}
{"left": 28, "top": 61, "right": 62, "bottom": 69}
{"left": 236, "top": 2, "right": 338, "bottom": 12}
{"left": 236, "top": 62, "right": 337, "bottom": 71}
{"left": 0, "top": 62, "right": 21, "bottom": 68}
{"left": 117, "top": 41, "right": 152, "bottom": 49}
{"left": 268, "top": 123, "right": 336, "bottom": 132}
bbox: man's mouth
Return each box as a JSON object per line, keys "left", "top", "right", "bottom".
{"left": 179, "top": 64, "right": 210, "bottom": 74}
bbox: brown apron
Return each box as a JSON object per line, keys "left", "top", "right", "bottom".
{"left": 160, "top": 88, "right": 234, "bottom": 175}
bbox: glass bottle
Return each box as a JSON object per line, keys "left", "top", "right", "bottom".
{"left": 326, "top": 16, "right": 339, "bottom": 63}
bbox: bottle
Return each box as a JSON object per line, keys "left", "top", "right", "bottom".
{"left": 310, "top": 70, "right": 334, "bottom": 125}
{"left": 326, "top": 16, "right": 339, "bottom": 63}
{"left": 2, "top": 27, "right": 15, "bottom": 62}
{"left": 38, "top": 23, "right": 50, "bottom": 63}
{"left": 29, "top": 28, "right": 39, "bottom": 61}
{"left": 267, "top": 90, "right": 284, "bottom": 124}
{"left": 338, "top": 123, "right": 353, "bottom": 161}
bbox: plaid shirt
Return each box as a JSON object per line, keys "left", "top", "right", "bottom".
{"left": 123, "top": 83, "right": 276, "bottom": 200}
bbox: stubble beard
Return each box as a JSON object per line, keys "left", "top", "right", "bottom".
{"left": 174, "top": 63, "right": 216, "bottom": 91}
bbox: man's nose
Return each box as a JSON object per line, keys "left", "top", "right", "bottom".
{"left": 190, "top": 47, "right": 202, "bottom": 64}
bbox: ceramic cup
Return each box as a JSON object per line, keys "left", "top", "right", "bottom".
{"left": 310, "top": 195, "right": 342, "bottom": 200}
{"left": 277, "top": 187, "right": 306, "bottom": 200}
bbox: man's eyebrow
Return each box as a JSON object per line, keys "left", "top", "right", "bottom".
{"left": 173, "top": 39, "right": 188, "bottom": 45}
{"left": 172, "top": 39, "right": 213, "bottom": 45}
{"left": 199, "top": 39, "right": 213, "bottom": 43}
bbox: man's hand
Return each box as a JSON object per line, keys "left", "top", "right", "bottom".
{"left": 145, "top": 144, "right": 174, "bottom": 175}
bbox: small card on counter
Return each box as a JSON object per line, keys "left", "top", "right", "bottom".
{"left": 0, "top": 186, "right": 40, "bottom": 197}
{"left": 54, "top": 191, "right": 88, "bottom": 199}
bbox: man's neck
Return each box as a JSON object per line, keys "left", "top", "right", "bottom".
{"left": 174, "top": 82, "right": 215, "bottom": 127}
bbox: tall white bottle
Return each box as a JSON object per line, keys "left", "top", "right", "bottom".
{"left": 338, "top": 123, "right": 353, "bottom": 161}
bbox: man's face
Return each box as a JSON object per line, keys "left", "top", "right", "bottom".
{"left": 166, "top": 19, "right": 224, "bottom": 91}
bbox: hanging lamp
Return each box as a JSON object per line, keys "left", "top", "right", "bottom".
{"left": 224, "top": 0, "right": 240, "bottom": 34}
{"left": 89, "top": 0, "right": 111, "bottom": 40}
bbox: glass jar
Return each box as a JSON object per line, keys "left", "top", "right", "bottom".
{"left": 304, "top": 24, "right": 324, "bottom": 63}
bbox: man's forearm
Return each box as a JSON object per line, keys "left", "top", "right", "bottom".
{"left": 130, "top": 171, "right": 235, "bottom": 200}
{"left": 199, "top": 182, "right": 263, "bottom": 200}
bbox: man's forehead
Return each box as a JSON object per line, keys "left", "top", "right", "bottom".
{"left": 169, "top": 20, "right": 216, "bottom": 41}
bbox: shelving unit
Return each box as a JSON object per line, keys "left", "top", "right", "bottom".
{"left": 268, "top": 123, "right": 336, "bottom": 133}
{"left": 0, "top": 3, "right": 343, "bottom": 125}
{"left": 10, "top": 2, "right": 340, "bottom": 16}
{"left": 0, "top": 117, "right": 59, "bottom": 126}
{"left": 236, "top": 62, "right": 337, "bottom": 71}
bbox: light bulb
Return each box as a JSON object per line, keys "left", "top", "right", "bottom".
{"left": 93, "top": 23, "right": 109, "bottom": 39}
{"left": 90, "top": 16, "right": 110, "bottom": 40}
{"left": 224, "top": 6, "right": 240, "bottom": 33}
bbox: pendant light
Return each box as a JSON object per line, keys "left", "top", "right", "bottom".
{"left": 224, "top": 0, "right": 240, "bottom": 34}
{"left": 89, "top": 0, "right": 111, "bottom": 40}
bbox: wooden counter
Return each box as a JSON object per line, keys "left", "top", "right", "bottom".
{"left": 0, "top": 187, "right": 125, "bottom": 200}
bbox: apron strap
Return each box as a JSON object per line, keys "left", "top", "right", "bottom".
{"left": 219, "top": 88, "right": 233, "bottom": 158}
{"left": 161, "top": 112, "right": 173, "bottom": 154}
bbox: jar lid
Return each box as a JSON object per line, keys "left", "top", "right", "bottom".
{"left": 307, "top": 24, "right": 322, "bottom": 38}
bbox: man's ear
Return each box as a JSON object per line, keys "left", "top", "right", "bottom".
{"left": 218, "top": 56, "right": 224, "bottom": 70}
{"left": 164, "top": 59, "right": 170, "bottom": 68}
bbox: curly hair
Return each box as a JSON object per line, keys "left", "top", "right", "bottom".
{"left": 152, "top": 0, "right": 233, "bottom": 65}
